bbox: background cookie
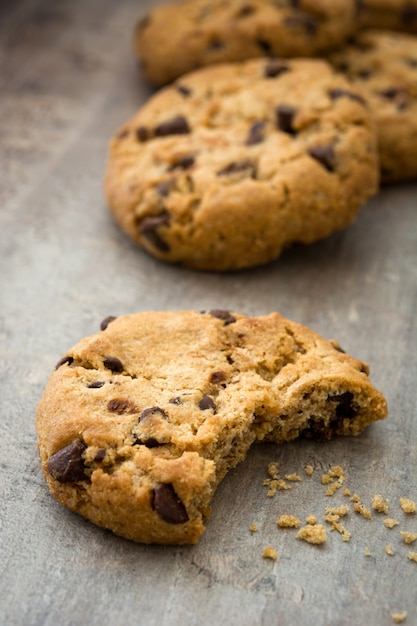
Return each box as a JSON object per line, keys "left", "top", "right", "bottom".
{"left": 135, "top": 0, "right": 358, "bottom": 86}
{"left": 104, "top": 58, "right": 379, "bottom": 272}
{"left": 36, "top": 310, "right": 388, "bottom": 544}
{"left": 357, "top": 0, "right": 417, "bottom": 33}
{"left": 329, "top": 30, "right": 417, "bottom": 183}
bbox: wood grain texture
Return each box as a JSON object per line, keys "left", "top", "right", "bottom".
{"left": 0, "top": 1, "right": 416, "bottom": 625}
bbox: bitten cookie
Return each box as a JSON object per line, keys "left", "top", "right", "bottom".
{"left": 104, "top": 58, "right": 379, "bottom": 272}
{"left": 134, "top": 0, "right": 358, "bottom": 86}
{"left": 357, "top": 0, "right": 417, "bottom": 33}
{"left": 329, "top": 30, "right": 417, "bottom": 182}
{"left": 36, "top": 310, "right": 388, "bottom": 545}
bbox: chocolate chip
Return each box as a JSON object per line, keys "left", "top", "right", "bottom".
{"left": 378, "top": 87, "right": 406, "bottom": 100}
{"left": 357, "top": 68, "right": 373, "bottom": 79}
{"left": 100, "top": 315, "right": 117, "bottom": 331}
{"left": 168, "top": 155, "right": 195, "bottom": 171}
{"left": 256, "top": 38, "right": 273, "bottom": 56}
{"left": 94, "top": 449, "right": 106, "bottom": 462}
{"left": 308, "top": 145, "right": 335, "bottom": 172}
{"left": 283, "top": 12, "right": 317, "bottom": 36}
{"left": 236, "top": 4, "right": 256, "bottom": 17}
{"left": 276, "top": 104, "right": 297, "bottom": 135}
{"left": 55, "top": 355, "right": 73, "bottom": 370}
{"left": 246, "top": 121, "right": 265, "bottom": 146}
{"left": 217, "top": 159, "right": 256, "bottom": 177}
{"left": 139, "top": 406, "right": 168, "bottom": 422}
{"left": 107, "top": 398, "right": 132, "bottom": 414}
{"left": 139, "top": 213, "right": 171, "bottom": 252}
{"left": 87, "top": 381, "right": 105, "bottom": 389}
{"left": 208, "top": 309, "right": 236, "bottom": 325}
{"left": 151, "top": 483, "right": 189, "bottom": 524}
{"left": 176, "top": 84, "right": 192, "bottom": 97}
{"left": 136, "top": 126, "right": 149, "bottom": 142}
{"left": 328, "top": 391, "right": 357, "bottom": 419}
{"left": 210, "top": 371, "right": 227, "bottom": 384}
{"left": 155, "top": 115, "right": 190, "bottom": 137}
{"left": 404, "top": 57, "right": 417, "bottom": 68}
{"left": 156, "top": 179, "right": 176, "bottom": 197}
{"left": 139, "top": 437, "right": 163, "bottom": 448}
{"left": 169, "top": 396, "right": 183, "bottom": 405}
{"left": 264, "top": 60, "right": 290, "bottom": 78}
{"left": 207, "top": 37, "right": 225, "bottom": 51}
{"left": 103, "top": 356, "right": 124, "bottom": 373}
{"left": 48, "top": 440, "right": 87, "bottom": 483}
{"left": 198, "top": 395, "right": 217, "bottom": 411}
{"left": 329, "top": 88, "right": 366, "bottom": 106}
{"left": 401, "top": 4, "right": 417, "bottom": 23}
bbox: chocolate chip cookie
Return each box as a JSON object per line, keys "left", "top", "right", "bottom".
{"left": 104, "top": 58, "right": 379, "bottom": 272}
{"left": 135, "top": 0, "right": 358, "bottom": 86}
{"left": 357, "top": 0, "right": 417, "bottom": 33}
{"left": 329, "top": 30, "right": 417, "bottom": 182}
{"left": 36, "top": 310, "right": 388, "bottom": 544}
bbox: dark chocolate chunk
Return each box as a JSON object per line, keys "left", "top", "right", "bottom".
{"left": 236, "top": 4, "right": 256, "bottom": 17}
{"left": 154, "top": 115, "right": 190, "bottom": 137}
{"left": 404, "top": 57, "right": 417, "bottom": 68}
{"left": 140, "top": 437, "right": 164, "bottom": 448}
{"left": 328, "top": 391, "right": 357, "bottom": 419}
{"left": 329, "top": 88, "right": 366, "bottom": 106}
{"left": 100, "top": 315, "right": 117, "bottom": 331}
{"left": 48, "top": 440, "right": 87, "bottom": 483}
{"left": 94, "top": 449, "right": 106, "bottom": 462}
{"left": 283, "top": 12, "right": 317, "bottom": 36}
{"left": 210, "top": 371, "right": 227, "bottom": 384}
{"left": 156, "top": 179, "right": 176, "bottom": 197}
{"left": 217, "top": 159, "right": 256, "bottom": 177}
{"left": 87, "top": 381, "right": 105, "bottom": 389}
{"left": 55, "top": 355, "right": 74, "bottom": 370}
{"left": 176, "top": 84, "right": 192, "bottom": 97}
{"left": 378, "top": 86, "right": 406, "bottom": 100}
{"left": 103, "top": 356, "right": 124, "bottom": 373}
{"left": 139, "top": 212, "right": 171, "bottom": 252}
{"left": 136, "top": 126, "right": 149, "bottom": 142}
{"left": 246, "top": 121, "right": 265, "bottom": 146}
{"left": 151, "top": 483, "right": 189, "bottom": 524}
{"left": 168, "top": 155, "right": 195, "bottom": 171}
{"left": 308, "top": 145, "right": 336, "bottom": 172}
{"left": 276, "top": 104, "right": 297, "bottom": 135}
{"left": 139, "top": 406, "right": 168, "bottom": 422}
{"left": 401, "top": 4, "right": 417, "bottom": 23}
{"left": 198, "top": 395, "right": 217, "bottom": 412}
{"left": 169, "top": 396, "right": 183, "bottom": 405}
{"left": 208, "top": 309, "right": 236, "bottom": 325}
{"left": 264, "top": 60, "right": 290, "bottom": 78}
{"left": 256, "top": 39, "right": 273, "bottom": 56}
{"left": 107, "top": 398, "right": 132, "bottom": 414}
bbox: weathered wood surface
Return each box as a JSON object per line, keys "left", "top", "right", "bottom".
{"left": 0, "top": 1, "right": 416, "bottom": 624}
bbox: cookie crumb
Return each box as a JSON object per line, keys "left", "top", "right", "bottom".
{"left": 296, "top": 524, "right": 327, "bottom": 545}
{"left": 401, "top": 531, "right": 417, "bottom": 544}
{"left": 304, "top": 465, "right": 314, "bottom": 476}
{"left": 408, "top": 552, "right": 417, "bottom": 562}
{"left": 352, "top": 496, "right": 371, "bottom": 519}
{"left": 364, "top": 547, "right": 371, "bottom": 557}
{"left": 306, "top": 515, "right": 318, "bottom": 525}
{"left": 372, "top": 494, "right": 389, "bottom": 514}
{"left": 262, "top": 546, "right": 278, "bottom": 560}
{"left": 391, "top": 611, "right": 407, "bottom": 623}
{"left": 343, "top": 488, "right": 351, "bottom": 497}
{"left": 385, "top": 544, "right": 395, "bottom": 556}
{"left": 249, "top": 523, "right": 258, "bottom": 533}
{"left": 267, "top": 462, "right": 279, "bottom": 479}
{"left": 276, "top": 514, "right": 300, "bottom": 528}
{"left": 325, "top": 505, "right": 349, "bottom": 517}
{"left": 400, "top": 498, "right": 416, "bottom": 513}
{"left": 285, "top": 473, "right": 301, "bottom": 482}
{"left": 384, "top": 518, "right": 400, "bottom": 529}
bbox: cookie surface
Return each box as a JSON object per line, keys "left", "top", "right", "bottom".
{"left": 135, "top": 0, "right": 357, "bottom": 86}
{"left": 357, "top": 0, "right": 417, "bottom": 33}
{"left": 329, "top": 30, "right": 417, "bottom": 183}
{"left": 105, "top": 58, "right": 379, "bottom": 272}
{"left": 36, "top": 310, "right": 388, "bottom": 544}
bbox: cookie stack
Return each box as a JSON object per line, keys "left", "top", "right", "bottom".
{"left": 36, "top": 0, "right": 417, "bottom": 544}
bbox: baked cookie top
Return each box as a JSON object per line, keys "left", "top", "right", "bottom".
{"left": 357, "top": 0, "right": 417, "bottom": 33}
{"left": 329, "top": 30, "right": 417, "bottom": 182}
{"left": 105, "top": 58, "right": 379, "bottom": 272}
{"left": 135, "top": 0, "right": 358, "bottom": 86}
{"left": 36, "top": 310, "right": 388, "bottom": 544}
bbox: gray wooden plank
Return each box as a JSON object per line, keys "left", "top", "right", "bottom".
{"left": 0, "top": 1, "right": 416, "bottom": 625}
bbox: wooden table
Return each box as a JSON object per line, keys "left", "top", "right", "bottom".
{"left": 1, "top": 1, "right": 416, "bottom": 624}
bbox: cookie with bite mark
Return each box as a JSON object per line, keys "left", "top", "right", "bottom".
{"left": 105, "top": 57, "right": 379, "bottom": 272}
{"left": 36, "top": 310, "right": 387, "bottom": 544}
